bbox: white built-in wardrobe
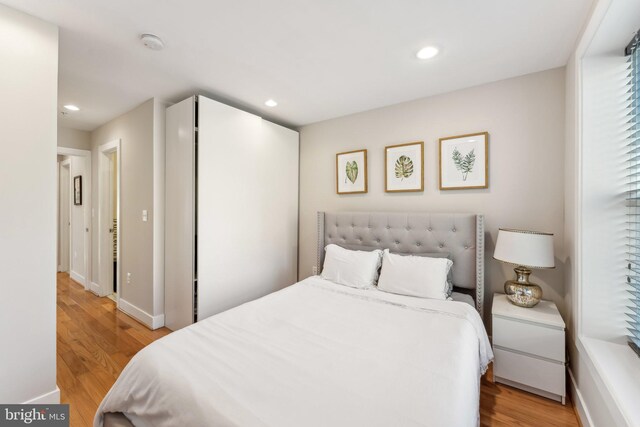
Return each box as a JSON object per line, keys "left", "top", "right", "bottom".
{"left": 165, "top": 95, "right": 299, "bottom": 331}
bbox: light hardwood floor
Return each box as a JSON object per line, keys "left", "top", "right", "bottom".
{"left": 57, "top": 272, "right": 171, "bottom": 426}
{"left": 57, "top": 272, "right": 580, "bottom": 427}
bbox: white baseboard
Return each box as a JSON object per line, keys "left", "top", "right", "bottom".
{"left": 569, "top": 368, "right": 594, "bottom": 427}
{"left": 23, "top": 386, "right": 60, "bottom": 404}
{"left": 118, "top": 298, "right": 165, "bottom": 330}
{"left": 89, "top": 281, "right": 109, "bottom": 297}
{"left": 69, "top": 270, "right": 85, "bottom": 285}
{"left": 90, "top": 281, "right": 100, "bottom": 294}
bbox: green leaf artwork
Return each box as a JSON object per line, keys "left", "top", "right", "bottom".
{"left": 345, "top": 161, "right": 358, "bottom": 184}
{"left": 452, "top": 148, "right": 476, "bottom": 181}
{"left": 394, "top": 155, "right": 414, "bottom": 180}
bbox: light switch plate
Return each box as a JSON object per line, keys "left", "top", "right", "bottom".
{"left": 142, "top": 210, "right": 148, "bottom": 222}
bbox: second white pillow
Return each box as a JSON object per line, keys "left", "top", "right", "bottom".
{"left": 377, "top": 249, "right": 453, "bottom": 300}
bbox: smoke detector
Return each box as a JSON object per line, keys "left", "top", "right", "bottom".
{"left": 140, "top": 34, "right": 164, "bottom": 51}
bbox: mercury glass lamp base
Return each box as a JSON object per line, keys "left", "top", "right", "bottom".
{"left": 504, "top": 267, "right": 542, "bottom": 308}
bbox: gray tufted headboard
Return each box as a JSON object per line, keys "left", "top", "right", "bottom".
{"left": 317, "top": 212, "right": 485, "bottom": 317}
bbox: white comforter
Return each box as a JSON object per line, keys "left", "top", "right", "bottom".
{"left": 95, "top": 277, "right": 492, "bottom": 427}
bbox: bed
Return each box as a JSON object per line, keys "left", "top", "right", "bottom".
{"left": 97, "top": 212, "right": 492, "bottom": 427}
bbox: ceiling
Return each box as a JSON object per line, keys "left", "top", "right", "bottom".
{"left": 2, "top": 0, "right": 593, "bottom": 131}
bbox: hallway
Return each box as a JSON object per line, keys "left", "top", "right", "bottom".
{"left": 56, "top": 273, "right": 170, "bottom": 426}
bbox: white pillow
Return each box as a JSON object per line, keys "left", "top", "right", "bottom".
{"left": 377, "top": 249, "right": 453, "bottom": 300}
{"left": 321, "top": 244, "right": 382, "bottom": 289}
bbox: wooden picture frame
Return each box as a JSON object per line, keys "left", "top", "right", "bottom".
{"left": 336, "top": 149, "right": 368, "bottom": 194}
{"left": 73, "top": 175, "right": 83, "bottom": 205}
{"left": 385, "top": 141, "right": 424, "bottom": 192}
{"left": 439, "top": 132, "right": 489, "bottom": 190}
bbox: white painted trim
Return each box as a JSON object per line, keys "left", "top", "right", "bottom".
{"left": 572, "top": 0, "right": 613, "bottom": 347}
{"left": 118, "top": 298, "right": 165, "bottom": 330}
{"left": 22, "top": 387, "right": 60, "bottom": 404}
{"left": 58, "top": 147, "right": 90, "bottom": 158}
{"left": 569, "top": 368, "right": 594, "bottom": 427}
{"left": 100, "top": 139, "right": 120, "bottom": 153}
{"left": 57, "top": 146, "right": 91, "bottom": 291}
{"left": 90, "top": 281, "right": 108, "bottom": 297}
{"left": 69, "top": 270, "right": 85, "bottom": 285}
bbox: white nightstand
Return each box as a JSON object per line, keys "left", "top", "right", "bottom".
{"left": 492, "top": 293, "right": 566, "bottom": 404}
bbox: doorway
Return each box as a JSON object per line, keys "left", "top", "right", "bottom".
{"left": 99, "top": 139, "right": 121, "bottom": 300}
{"left": 108, "top": 151, "right": 118, "bottom": 301}
{"left": 58, "top": 159, "right": 70, "bottom": 273}
{"left": 56, "top": 147, "right": 91, "bottom": 290}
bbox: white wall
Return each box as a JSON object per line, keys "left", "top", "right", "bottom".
{"left": 153, "top": 99, "right": 166, "bottom": 319}
{"left": 0, "top": 4, "right": 59, "bottom": 403}
{"left": 299, "top": 68, "right": 566, "bottom": 324}
{"left": 58, "top": 126, "right": 91, "bottom": 150}
{"left": 90, "top": 98, "right": 165, "bottom": 328}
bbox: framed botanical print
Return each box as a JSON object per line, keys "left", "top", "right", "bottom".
{"left": 73, "top": 175, "right": 83, "bottom": 205}
{"left": 385, "top": 141, "right": 424, "bottom": 192}
{"left": 336, "top": 149, "right": 367, "bottom": 194}
{"left": 439, "top": 132, "right": 488, "bottom": 190}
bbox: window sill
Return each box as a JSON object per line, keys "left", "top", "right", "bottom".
{"left": 579, "top": 336, "right": 640, "bottom": 426}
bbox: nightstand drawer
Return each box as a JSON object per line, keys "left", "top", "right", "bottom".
{"left": 494, "top": 347, "right": 565, "bottom": 396}
{"left": 493, "top": 315, "right": 564, "bottom": 362}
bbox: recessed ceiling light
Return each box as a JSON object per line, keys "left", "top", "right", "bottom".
{"left": 265, "top": 99, "right": 278, "bottom": 107}
{"left": 416, "top": 46, "right": 439, "bottom": 60}
{"left": 64, "top": 105, "right": 80, "bottom": 111}
{"left": 140, "top": 33, "right": 164, "bottom": 50}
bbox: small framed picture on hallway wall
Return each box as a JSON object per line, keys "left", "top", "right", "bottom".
{"left": 74, "top": 175, "right": 82, "bottom": 205}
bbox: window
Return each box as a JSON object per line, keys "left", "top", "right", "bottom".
{"left": 626, "top": 29, "right": 640, "bottom": 356}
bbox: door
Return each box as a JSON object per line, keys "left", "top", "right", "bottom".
{"left": 197, "top": 97, "right": 299, "bottom": 321}
{"left": 59, "top": 161, "right": 70, "bottom": 272}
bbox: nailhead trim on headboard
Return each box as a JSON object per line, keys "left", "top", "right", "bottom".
{"left": 316, "top": 211, "right": 325, "bottom": 274}
{"left": 476, "top": 214, "right": 485, "bottom": 317}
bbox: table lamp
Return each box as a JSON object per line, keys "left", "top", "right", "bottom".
{"left": 493, "top": 228, "right": 555, "bottom": 307}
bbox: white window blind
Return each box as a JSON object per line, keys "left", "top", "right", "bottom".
{"left": 627, "top": 30, "right": 640, "bottom": 356}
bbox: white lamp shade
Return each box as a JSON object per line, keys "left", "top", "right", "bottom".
{"left": 493, "top": 228, "right": 555, "bottom": 269}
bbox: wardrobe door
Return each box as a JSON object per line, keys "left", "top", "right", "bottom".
{"left": 260, "top": 120, "right": 299, "bottom": 289}
{"left": 197, "top": 97, "right": 299, "bottom": 321}
{"left": 165, "top": 97, "right": 195, "bottom": 331}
